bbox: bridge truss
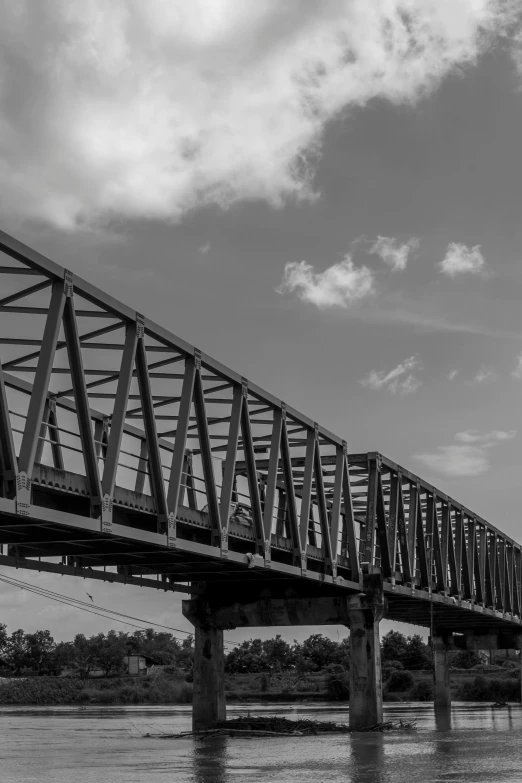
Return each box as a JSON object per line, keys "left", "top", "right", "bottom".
{"left": 0, "top": 230, "right": 520, "bottom": 635}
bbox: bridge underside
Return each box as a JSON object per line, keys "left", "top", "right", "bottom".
{"left": 0, "top": 462, "right": 517, "bottom": 635}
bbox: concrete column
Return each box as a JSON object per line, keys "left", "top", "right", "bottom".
{"left": 192, "top": 623, "right": 226, "bottom": 731}
{"left": 432, "top": 636, "right": 451, "bottom": 711}
{"left": 347, "top": 593, "right": 384, "bottom": 730}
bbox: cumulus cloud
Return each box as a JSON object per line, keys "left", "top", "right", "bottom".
{"left": 277, "top": 256, "right": 374, "bottom": 308}
{"left": 199, "top": 242, "right": 211, "bottom": 255}
{"left": 448, "top": 369, "right": 459, "bottom": 380}
{"left": 512, "top": 353, "right": 522, "bottom": 379}
{"left": 438, "top": 243, "right": 488, "bottom": 277}
{"left": 367, "top": 236, "right": 420, "bottom": 271}
{"left": 0, "top": 2, "right": 521, "bottom": 229}
{"left": 414, "top": 428, "right": 516, "bottom": 477}
{"left": 360, "top": 355, "right": 422, "bottom": 395}
{"left": 474, "top": 364, "right": 495, "bottom": 383}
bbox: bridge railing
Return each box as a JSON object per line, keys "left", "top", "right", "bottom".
{"left": 0, "top": 229, "right": 520, "bottom": 619}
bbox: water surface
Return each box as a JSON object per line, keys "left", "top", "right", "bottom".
{"left": 1, "top": 702, "right": 521, "bottom": 782}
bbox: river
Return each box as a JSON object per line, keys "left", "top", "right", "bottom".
{"left": 1, "top": 702, "right": 521, "bottom": 782}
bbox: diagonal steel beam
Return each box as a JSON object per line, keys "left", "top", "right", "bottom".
{"left": 18, "top": 281, "right": 66, "bottom": 479}
{"left": 101, "top": 322, "right": 138, "bottom": 499}
{"left": 62, "top": 287, "right": 103, "bottom": 512}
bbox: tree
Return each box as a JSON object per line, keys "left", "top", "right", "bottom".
{"left": 450, "top": 650, "right": 483, "bottom": 669}
{"left": 127, "top": 629, "right": 181, "bottom": 665}
{"left": 69, "top": 634, "right": 98, "bottom": 678}
{"left": 25, "top": 630, "right": 56, "bottom": 675}
{"left": 5, "top": 629, "right": 30, "bottom": 675}
{"left": 0, "top": 623, "right": 7, "bottom": 666}
{"left": 403, "top": 635, "right": 431, "bottom": 670}
{"left": 262, "top": 635, "right": 294, "bottom": 672}
{"left": 225, "top": 639, "right": 265, "bottom": 673}
{"left": 294, "top": 634, "right": 348, "bottom": 671}
{"left": 91, "top": 631, "right": 127, "bottom": 676}
{"left": 381, "top": 631, "right": 408, "bottom": 664}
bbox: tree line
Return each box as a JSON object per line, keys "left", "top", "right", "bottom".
{"left": 0, "top": 624, "right": 482, "bottom": 678}
{"left": 0, "top": 625, "right": 194, "bottom": 677}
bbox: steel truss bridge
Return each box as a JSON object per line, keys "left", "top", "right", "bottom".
{"left": 0, "top": 228, "right": 520, "bottom": 641}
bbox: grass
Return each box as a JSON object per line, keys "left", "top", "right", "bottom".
{"left": 0, "top": 676, "right": 193, "bottom": 706}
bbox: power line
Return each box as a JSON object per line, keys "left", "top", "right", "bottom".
{"left": 0, "top": 571, "right": 237, "bottom": 648}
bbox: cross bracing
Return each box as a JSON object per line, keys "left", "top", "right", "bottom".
{"left": 0, "top": 229, "right": 520, "bottom": 633}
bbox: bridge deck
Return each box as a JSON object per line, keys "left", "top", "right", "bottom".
{"left": 0, "top": 229, "right": 520, "bottom": 635}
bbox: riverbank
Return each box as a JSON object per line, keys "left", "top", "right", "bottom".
{"left": 0, "top": 667, "right": 519, "bottom": 705}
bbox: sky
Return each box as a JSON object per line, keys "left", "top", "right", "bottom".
{"left": 2, "top": 1, "right": 522, "bottom": 645}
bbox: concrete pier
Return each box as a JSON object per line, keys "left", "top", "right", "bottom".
{"left": 432, "top": 636, "right": 451, "bottom": 711}
{"left": 192, "top": 623, "right": 226, "bottom": 730}
{"left": 347, "top": 593, "right": 384, "bottom": 730}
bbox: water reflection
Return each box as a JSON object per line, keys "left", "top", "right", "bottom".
{"left": 434, "top": 707, "right": 452, "bottom": 732}
{"left": 349, "top": 734, "right": 385, "bottom": 783}
{"left": 192, "top": 736, "right": 227, "bottom": 783}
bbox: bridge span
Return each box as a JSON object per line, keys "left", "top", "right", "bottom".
{"left": 0, "top": 230, "right": 520, "bottom": 728}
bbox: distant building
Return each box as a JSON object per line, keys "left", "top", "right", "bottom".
{"left": 124, "top": 655, "right": 150, "bottom": 676}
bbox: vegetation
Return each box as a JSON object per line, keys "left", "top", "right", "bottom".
{"left": 0, "top": 624, "right": 194, "bottom": 679}
{"left": 0, "top": 623, "right": 519, "bottom": 705}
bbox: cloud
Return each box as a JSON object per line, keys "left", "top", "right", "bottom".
{"left": 438, "top": 243, "right": 488, "bottom": 277}
{"left": 448, "top": 369, "right": 459, "bottom": 380}
{"left": 414, "top": 428, "right": 516, "bottom": 477}
{"left": 473, "top": 364, "right": 495, "bottom": 383}
{"left": 0, "top": 2, "right": 521, "bottom": 229}
{"left": 367, "top": 236, "right": 419, "bottom": 271}
{"left": 199, "top": 242, "right": 211, "bottom": 255}
{"left": 512, "top": 353, "right": 522, "bottom": 379}
{"left": 454, "top": 429, "right": 516, "bottom": 445}
{"left": 277, "top": 256, "right": 374, "bottom": 308}
{"left": 360, "top": 355, "right": 422, "bottom": 395}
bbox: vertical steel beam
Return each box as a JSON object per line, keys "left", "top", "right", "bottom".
{"left": 0, "top": 361, "right": 17, "bottom": 497}
{"left": 466, "top": 518, "right": 476, "bottom": 601}
{"left": 342, "top": 454, "right": 360, "bottom": 582}
{"left": 440, "top": 503, "right": 450, "bottom": 594}
{"left": 47, "top": 399, "right": 64, "bottom": 470}
{"left": 240, "top": 382, "right": 264, "bottom": 553}
{"left": 192, "top": 352, "right": 220, "bottom": 542}
{"left": 217, "top": 383, "right": 242, "bottom": 549}
{"left": 166, "top": 356, "right": 197, "bottom": 529}
{"left": 279, "top": 409, "right": 300, "bottom": 560}
{"left": 181, "top": 452, "right": 198, "bottom": 510}
{"left": 376, "top": 470, "right": 391, "bottom": 578}
{"left": 299, "top": 428, "right": 315, "bottom": 568}
{"left": 18, "top": 281, "right": 66, "bottom": 479}
{"left": 134, "top": 439, "right": 148, "bottom": 494}
{"left": 313, "top": 432, "right": 332, "bottom": 569}
{"left": 62, "top": 289, "right": 102, "bottom": 512}
{"left": 387, "top": 472, "right": 399, "bottom": 577}
{"left": 454, "top": 510, "right": 463, "bottom": 597}
{"left": 101, "top": 322, "right": 138, "bottom": 499}
{"left": 513, "top": 547, "right": 522, "bottom": 618}
{"left": 330, "top": 443, "right": 345, "bottom": 575}
{"left": 134, "top": 329, "right": 169, "bottom": 534}
{"left": 428, "top": 495, "right": 444, "bottom": 592}
{"left": 447, "top": 508, "right": 459, "bottom": 597}
{"left": 496, "top": 537, "right": 506, "bottom": 612}
{"left": 489, "top": 533, "right": 498, "bottom": 609}
{"left": 396, "top": 478, "right": 411, "bottom": 585}
{"left": 364, "top": 458, "right": 378, "bottom": 567}
{"left": 416, "top": 491, "right": 429, "bottom": 588}
{"left": 262, "top": 408, "right": 283, "bottom": 550}
{"left": 505, "top": 544, "right": 514, "bottom": 615}
{"left": 407, "top": 482, "right": 418, "bottom": 583}
{"left": 477, "top": 524, "right": 487, "bottom": 605}
{"left": 275, "top": 489, "right": 287, "bottom": 537}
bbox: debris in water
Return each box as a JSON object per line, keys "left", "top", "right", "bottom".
{"left": 143, "top": 715, "right": 417, "bottom": 739}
